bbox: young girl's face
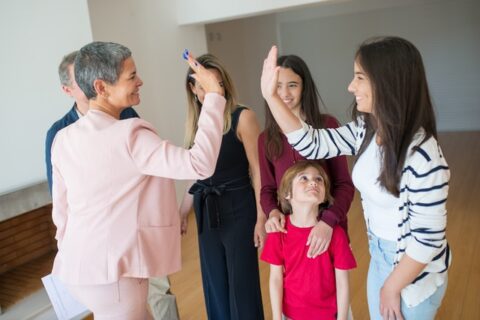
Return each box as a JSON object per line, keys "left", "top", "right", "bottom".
{"left": 289, "top": 166, "right": 326, "bottom": 206}
{"left": 189, "top": 68, "right": 225, "bottom": 104}
{"left": 348, "top": 60, "right": 373, "bottom": 114}
{"left": 277, "top": 67, "right": 302, "bottom": 115}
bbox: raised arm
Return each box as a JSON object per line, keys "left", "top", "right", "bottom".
{"left": 128, "top": 55, "right": 226, "bottom": 180}
{"left": 261, "top": 47, "right": 361, "bottom": 160}
{"left": 261, "top": 46, "right": 302, "bottom": 134}
{"left": 128, "top": 93, "right": 225, "bottom": 180}
{"left": 286, "top": 120, "right": 362, "bottom": 160}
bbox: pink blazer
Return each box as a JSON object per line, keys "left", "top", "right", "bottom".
{"left": 51, "top": 93, "right": 226, "bottom": 285}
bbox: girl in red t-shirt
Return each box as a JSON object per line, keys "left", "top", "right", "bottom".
{"left": 261, "top": 161, "right": 356, "bottom": 320}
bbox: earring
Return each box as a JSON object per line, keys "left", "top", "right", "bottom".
{"left": 194, "top": 95, "right": 199, "bottom": 102}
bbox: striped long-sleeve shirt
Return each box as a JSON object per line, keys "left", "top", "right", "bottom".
{"left": 286, "top": 117, "right": 451, "bottom": 307}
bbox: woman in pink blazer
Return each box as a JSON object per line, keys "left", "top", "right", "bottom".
{"left": 50, "top": 42, "right": 226, "bottom": 319}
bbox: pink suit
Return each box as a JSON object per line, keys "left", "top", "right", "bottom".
{"left": 51, "top": 93, "right": 226, "bottom": 286}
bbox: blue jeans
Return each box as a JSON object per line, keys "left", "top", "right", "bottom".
{"left": 367, "top": 232, "right": 447, "bottom": 320}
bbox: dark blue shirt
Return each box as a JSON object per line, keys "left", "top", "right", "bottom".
{"left": 45, "top": 104, "right": 139, "bottom": 193}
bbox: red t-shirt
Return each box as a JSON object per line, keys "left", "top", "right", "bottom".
{"left": 261, "top": 217, "right": 357, "bottom": 319}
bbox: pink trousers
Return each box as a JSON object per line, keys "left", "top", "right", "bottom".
{"left": 66, "top": 277, "right": 151, "bottom": 320}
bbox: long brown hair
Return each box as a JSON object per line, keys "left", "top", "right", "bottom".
{"left": 352, "top": 36, "right": 437, "bottom": 196}
{"left": 184, "top": 54, "right": 238, "bottom": 148}
{"left": 264, "top": 55, "right": 327, "bottom": 160}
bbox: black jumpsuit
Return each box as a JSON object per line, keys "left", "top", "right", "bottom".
{"left": 190, "top": 107, "right": 264, "bottom": 320}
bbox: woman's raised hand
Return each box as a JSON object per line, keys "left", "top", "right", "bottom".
{"left": 260, "top": 45, "right": 302, "bottom": 133}
{"left": 261, "top": 45, "right": 280, "bottom": 101}
{"left": 184, "top": 50, "right": 223, "bottom": 95}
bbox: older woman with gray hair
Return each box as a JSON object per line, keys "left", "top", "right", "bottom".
{"left": 50, "top": 41, "right": 226, "bottom": 319}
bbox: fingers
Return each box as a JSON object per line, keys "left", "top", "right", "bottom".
{"left": 261, "top": 49, "right": 281, "bottom": 100}
{"left": 381, "top": 305, "right": 394, "bottom": 320}
{"left": 180, "top": 218, "right": 188, "bottom": 235}
{"left": 265, "top": 45, "right": 278, "bottom": 69}
{"left": 396, "top": 310, "right": 404, "bottom": 320}
{"left": 391, "top": 306, "right": 403, "bottom": 320}
{"left": 183, "top": 49, "right": 200, "bottom": 71}
{"left": 387, "top": 309, "right": 393, "bottom": 320}
{"left": 262, "top": 46, "right": 278, "bottom": 75}
{"left": 265, "top": 218, "right": 277, "bottom": 233}
{"left": 262, "top": 45, "right": 277, "bottom": 75}
{"left": 258, "top": 237, "right": 265, "bottom": 251}
{"left": 307, "top": 240, "right": 320, "bottom": 258}
{"left": 269, "top": 45, "right": 278, "bottom": 58}
{"left": 306, "top": 221, "right": 333, "bottom": 257}
{"left": 380, "top": 298, "right": 403, "bottom": 320}
{"left": 265, "top": 216, "right": 287, "bottom": 233}
{"left": 254, "top": 229, "right": 262, "bottom": 247}
{"left": 279, "top": 214, "right": 286, "bottom": 231}
{"left": 386, "top": 308, "right": 401, "bottom": 320}
{"left": 306, "top": 237, "right": 330, "bottom": 258}
{"left": 184, "top": 49, "right": 223, "bottom": 95}
{"left": 254, "top": 232, "right": 265, "bottom": 250}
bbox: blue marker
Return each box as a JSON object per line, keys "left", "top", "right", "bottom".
{"left": 182, "top": 49, "right": 189, "bottom": 60}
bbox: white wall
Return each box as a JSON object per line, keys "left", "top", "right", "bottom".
{"left": 206, "top": 0, "right": 480, "bottom": 131}
{"left": 2, "top": 0, "right": 477, "bottom": 196}
{"left": 278, "top": 0, "right": 480, "bottom": 130}
{"left": 88, "top": 0, "right": 207, "bottom": 149}
{"left": 177, "top": 0, "right": 331, "bottom": 25}
{"left": 0, "top": 0, "right": 92, "bottom": 195}
{"left": 206, "top": 14, "right": 279, "bottom": 128}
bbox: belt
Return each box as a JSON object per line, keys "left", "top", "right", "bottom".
{"left": 189, "top": 176, "right": 251, "bottom": 233}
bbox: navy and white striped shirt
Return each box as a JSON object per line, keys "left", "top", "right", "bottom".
{"left": 286, "top": 117, "right": 451, "bottom": 307}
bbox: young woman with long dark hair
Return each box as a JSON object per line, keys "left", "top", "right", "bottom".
{"left": 261, "top": 37, "right": 451, "bottom": 319}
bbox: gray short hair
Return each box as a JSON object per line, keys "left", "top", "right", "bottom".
{"left": 74, "top": 42, "right": 132, "bottom": 99}
{"left": 58, "top": 51, "right": 78, "bottom": 86}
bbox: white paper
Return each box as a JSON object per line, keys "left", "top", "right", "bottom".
{"left": 41, "top": 274, "right": 90, "bottom": 320}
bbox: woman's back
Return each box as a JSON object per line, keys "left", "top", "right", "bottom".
{"left": 51, "top": 93, "right": 227, "bottom": 285}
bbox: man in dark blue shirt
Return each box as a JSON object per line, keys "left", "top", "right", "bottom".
{"left": 45, "top": 51, "right": 178, "bottom": 319}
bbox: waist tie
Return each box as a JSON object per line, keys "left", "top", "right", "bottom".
{"left": 189, "top": 176, "right": 251, "bottom": 233}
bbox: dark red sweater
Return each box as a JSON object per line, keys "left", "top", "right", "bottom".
{"left": 258, "top": 115, "right": 354, "bottom": 231}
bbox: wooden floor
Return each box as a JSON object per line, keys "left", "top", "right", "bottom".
{"left": 0, "top": 132, "right": 477, "bottom": 319}
{"left": 0, "top": 251, "right": 55, "bottom": 310}
{"left": 169, "top": 131, "right": 480, "bottom": 320}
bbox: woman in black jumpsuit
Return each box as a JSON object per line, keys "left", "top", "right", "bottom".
{"left": 180, "top": 54, "right": 265, "bottom": 320}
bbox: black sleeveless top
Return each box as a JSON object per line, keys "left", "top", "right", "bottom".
{"left": 189, "top": 106, "right": 252, "bottom": 232}
{"left": 198, "top": 106, "right": 249, "bottom": 185}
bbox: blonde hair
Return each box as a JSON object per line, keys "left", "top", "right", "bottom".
{"left": 278, "top": 161, "right": 333, "bottom": 214}
{"left": 184, "top": 54, "right": 238, "bottom": 148}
